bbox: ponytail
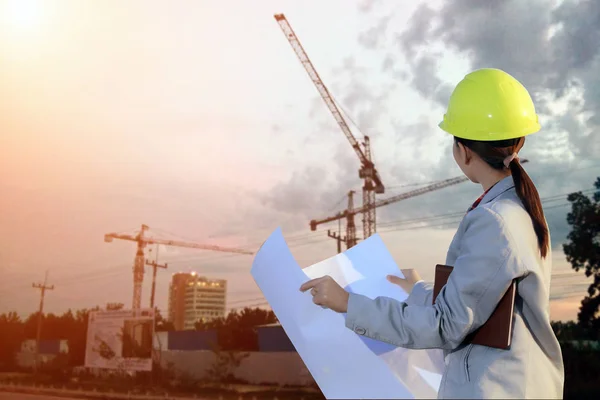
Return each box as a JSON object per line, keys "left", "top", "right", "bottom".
{"left": 456, "top": 136, "right": 550, "bottom": 259}
{"left": 509, "top": 159, "right": 549, "bottom": 258}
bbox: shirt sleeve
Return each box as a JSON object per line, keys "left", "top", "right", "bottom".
{"left": 344, "top": 206, "right": 525, "bottom": 350}
{"left": 404, "top": 280, "right": 433, "bottom": 306}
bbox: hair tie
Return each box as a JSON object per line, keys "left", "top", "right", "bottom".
{"left": 503, "top": 152, "right": 519, "bottom": 168}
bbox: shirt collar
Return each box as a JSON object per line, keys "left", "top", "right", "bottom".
{"left": 480, "top": 175, "right": 515, "bottom": 206}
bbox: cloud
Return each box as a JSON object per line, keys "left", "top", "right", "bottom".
{"left": 358, "top": 0, "right": 384, "bottom": 14}
{"left": 354, "top": 0, "right": 600, "bottom": 248}
{"left": 261, "top": 145, "right": 360, "bottom": 226}
{"left": 358, "top": 15, "right": 392, "bottom": 50}
{"left": 395, "top": 0, "right": 600, "bottom": 156}
{"left": 261, "top": 0, "right": 600, "bottom": 251}
{"left": 259, "top": 52, "right": 400, "bottom": 233}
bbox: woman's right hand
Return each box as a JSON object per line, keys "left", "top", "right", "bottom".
{"left": 386, "top": 269, "right": 422, "bottom": 294}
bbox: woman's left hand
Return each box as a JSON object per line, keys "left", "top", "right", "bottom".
{"left": 386, "top": 268, "right": 422, "bottom": 294}
{"left": 300, "top": 276, "right": 349, "bottom": 313}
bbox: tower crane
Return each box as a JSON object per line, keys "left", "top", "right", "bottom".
{"left": 104, "top": 224, "right": 253, "bottom": 310}
{"left": 274, "top": 13, "right": 384, "bottom": 242}
{"left": 311, "top": 160, "right": 529, "bottom": 249}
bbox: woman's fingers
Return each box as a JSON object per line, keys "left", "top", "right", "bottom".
{"left": 401, "top": 268, "right": 422, "bottom": 282}
{"left": 386, "top": 275, "right": 405, "bottom": 285}
{"left": 299, "top": 276, "right": 327, "bottom": 292}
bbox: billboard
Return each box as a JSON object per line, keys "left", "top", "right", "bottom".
{"left": 85, "top": 308, "right": 155, "bottom": 371}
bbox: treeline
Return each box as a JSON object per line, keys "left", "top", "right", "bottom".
{"left": 1, "top": 306, "right": 598, "bottom": 398}
{"left": 1, "top": 305, "right": 596, "bottom": 369}
{"left": 551, "top": 320, "right": 599, "bottom": 341}
{"left": 194, "top": 307, "right": 278, "bottom": 351}
{"left": 0, "top": 305, "right": 277, "bottom": 371}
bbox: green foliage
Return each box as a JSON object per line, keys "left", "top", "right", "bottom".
{"left": 0, "top": 306, "right": 276, "bottom": 370}
{"left": 205, "top": 344, "right": 249, "bottom": 385}
{"left": 38, "top": 352, "right": 70, "bottom": 383}
{"left": 561, "top": 343, "right": 600, "bottom": 399}
{"left": 154, "top": 307, "right": 175, "bottom": 332}
{"left": 194, "top": 307, "right": 278, "bottom": 351}
{"left": 0, "top": 312, "right": 23, "bottom": 370}
{"left": 563, "top": 177, "right": 600, "bottom": 332}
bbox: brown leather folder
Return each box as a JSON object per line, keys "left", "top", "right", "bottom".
{"left": 432, "top": 264, "right": 516, "bottom": 350}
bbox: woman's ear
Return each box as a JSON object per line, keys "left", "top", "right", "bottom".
{"left": 456, "top": 141, "right": 472, "bottom": 165}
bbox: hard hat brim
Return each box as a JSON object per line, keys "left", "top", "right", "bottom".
{"left": 438, "top": 119, "right": 541, "bottom": 141}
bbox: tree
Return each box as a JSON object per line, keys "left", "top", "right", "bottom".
{"left": 0, "top": 312, "right": 24, "bottom": 370}
{"left": 563, "top": 176, "right": 600, "bottom": 334}
{"left": 154, "top": 308, "right": 174, "bottom": 332}
{"left": 194, "top": 307, "right": 278, "bottom": 351}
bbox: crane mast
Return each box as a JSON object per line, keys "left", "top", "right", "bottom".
{"left": 104, "top": 224, "right": 253, "bottom": 310}
{"left": 274, "top": 13, "right": 384, "bottom": 241}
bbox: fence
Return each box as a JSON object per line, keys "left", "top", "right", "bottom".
{"left": 160, "top": 351, "right": 314, "bottom": 386}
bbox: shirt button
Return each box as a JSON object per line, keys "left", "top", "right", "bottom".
{"left": 355, "top": 327, "right": 366, "bottom": 335}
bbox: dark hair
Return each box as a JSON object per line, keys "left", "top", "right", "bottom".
{"left": 454, "top": 136, "right": 549, "bottom": 258}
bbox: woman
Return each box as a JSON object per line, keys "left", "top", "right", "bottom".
{"left": 300, "top": 68, "right": 565, "bottom": 399}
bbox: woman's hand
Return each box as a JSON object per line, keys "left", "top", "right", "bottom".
{"left": 300, "top": 276, "right": 349, "bottom": 313}
{"left": 386, "top": 268, "right": 422, "bottom": 294}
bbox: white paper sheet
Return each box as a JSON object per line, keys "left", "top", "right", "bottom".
{"left": 250, "top": 228, "right": 444, "bottom": 399}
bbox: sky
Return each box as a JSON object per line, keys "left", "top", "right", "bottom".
{"left": 0, "top": 0, "right": 598, "bottom": 322}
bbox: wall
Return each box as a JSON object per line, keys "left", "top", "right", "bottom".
{"left": 15, "top": 353, "right": 57, "bottom": 368}
{"left": 166, "top": 330, "right": 218, "bottom": 351}
{"left": 152, "top": 331, "right": 168, "bottom": 350}
{"left": 20, "top": 339, "right": 68, "bottom": 355}
{"left": 159, "top": 350, "right": 314, "bottom": 386}
{"left": 257, "top": 325, "right": 295, "bottom": 352}
{"left": 17, "top": 339, "right": 69, "bottom": 367}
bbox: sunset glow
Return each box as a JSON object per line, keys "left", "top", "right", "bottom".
{"left": 2, "top": 0, "right": 44, "bottom": 33}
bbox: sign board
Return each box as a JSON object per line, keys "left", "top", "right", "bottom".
{"left": 84, "top": 308, "right": 155, "bottom": 371}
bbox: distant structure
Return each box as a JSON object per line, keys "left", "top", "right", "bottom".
{"left": 168, "top": 272, "right": 227, "bottom": 330}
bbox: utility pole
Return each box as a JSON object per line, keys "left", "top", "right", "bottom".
{"left": 327, "top": 230, "right": 345, "bottom": 254}
{"left": 32, "top": 271, "right": 53, "bottom": 374}
{"left": 327, "top": 218, "right": 346, "bottom": 254}
{"left": 146, "top": 245, "right": 167, "bottom": 309}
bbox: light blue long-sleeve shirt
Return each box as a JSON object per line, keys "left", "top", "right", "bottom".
{"left": 346, "top": 176, "right": 565, "bottom": 399}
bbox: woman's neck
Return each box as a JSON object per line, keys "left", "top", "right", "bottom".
{"left": 479, "top": 170, "right": 511, "bottom": 191}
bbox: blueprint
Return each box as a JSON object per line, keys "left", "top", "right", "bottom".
{"left": 250, "top": 228, "right": 444, "bottom": 399}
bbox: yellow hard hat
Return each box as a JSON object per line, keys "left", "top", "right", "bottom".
{"left": 438, "top": 68, "right": 540, "bottom": 141}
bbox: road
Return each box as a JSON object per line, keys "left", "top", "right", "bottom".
{"left": 0, "top": 393, "right": 86, "bottom": 400}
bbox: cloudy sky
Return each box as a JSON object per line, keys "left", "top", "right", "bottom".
{"left": 0, "top": 0, "right": 598, "bottom": 322}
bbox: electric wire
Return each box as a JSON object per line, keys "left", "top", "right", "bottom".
{"left": 1, "top": 179, "right": 597, "bottom": 313}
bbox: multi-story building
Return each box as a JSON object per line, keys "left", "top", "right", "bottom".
{"left": 168, "top": 272, "right": 227, "bottom": 331}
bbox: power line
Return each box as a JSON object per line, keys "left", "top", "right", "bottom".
{"left": 328, "top": 193, "right": 349, "bottom": 212}
{"left": 383, "top": 162, "right": 599, "bottom": 193}
{"left": 0, "top": 194, "right": 591, "bottom": 301}
{"left": 376, "top": 188, "right": 596, "bottom": 230}
{"left": 4, "top": 183, "right": 597, "bottom": 312}
{"left": 54, "top": 189, "right": 594, "bottom": 279}
{"left": 378, "top": 202, "right": 573, "bottom": 234}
